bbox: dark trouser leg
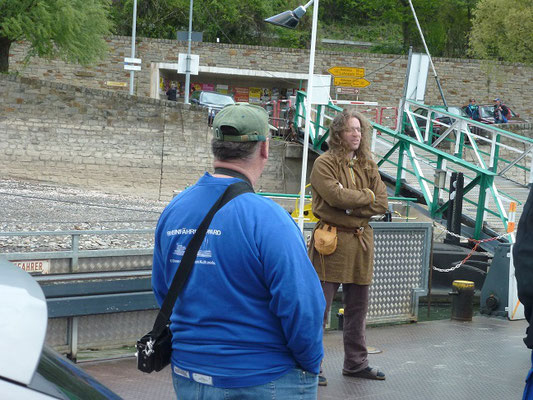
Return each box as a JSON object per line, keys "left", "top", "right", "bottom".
{"left": 319, "top": 281, "right": 340, "bottom": 376}
{"left": 321, "top": 281, "right": 341, "bottom": 328}
{"left": 342, "top": 283, "right": 370, "bottom": 373}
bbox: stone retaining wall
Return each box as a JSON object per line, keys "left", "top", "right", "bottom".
{"left": 0, "top": 75, "right": 288, "bottom": 200}
{"left": 9, "top": 36, "right": 533, "bottom": 120}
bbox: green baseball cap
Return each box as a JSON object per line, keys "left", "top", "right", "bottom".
{"left": 213, "top": 103, "right": 276, "bottom": 142}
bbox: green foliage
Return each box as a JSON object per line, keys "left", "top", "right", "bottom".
{"left": 111, "top": 0, "right": 277, "bottom": 45}
{"left": 469, "top": 0, "right": 533, "bottom": 64}
{"left": 0, "top": 0, "right": 112, "bottom": 71}
{"left": 298, "top": 0, "right": 477, "bottom": 57}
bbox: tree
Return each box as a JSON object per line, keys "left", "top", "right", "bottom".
{"left": 469, "top": 0, "right": 533, "bottom": 64}
{"left": 0, "top": 0, "right": 113, "bottom": 73}
{"left": 319, "top": 0, "right": 477, "bottom": 58}
{"left": 111, "top": 0, "right": 276, "bottom": 45}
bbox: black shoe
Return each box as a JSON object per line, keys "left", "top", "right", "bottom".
{"left": 342, "top": 366, "right": 385, "bottom": 380}
{"left": 318, "top": 374, "right": 328, "bottom": 386}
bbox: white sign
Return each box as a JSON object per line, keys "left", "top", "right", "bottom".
{"left": 178, "top": 54, "right": 200, "bottom": 75}
{"left": 13, "top": 260, "right": 50, "bottom": 274}
{"left": 124, "top": 57, "right": 142, "bottom": 64}
{"left": 310, "top": 74, "right": 332, "bottom": 105}
{"left": 406, "top": 53, "right": 429, "bottom": 102}
{"left": 124, "top": 65, "right": 141, "bottom": 71}
{"left": 336, "top": 87, "right": 360, "bottom": 95}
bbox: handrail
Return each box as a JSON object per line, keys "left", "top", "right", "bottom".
{"left": 294, "top": 92, "right": 532, "bottom": 240}
{"left": 375, "top": 123, "right": 498, "bottom": 176}
{"left": 294, "top": 90, "right": 342, "bottom": 151}
{"left": 406, "top": 100, "right": 533, "bottom": 145}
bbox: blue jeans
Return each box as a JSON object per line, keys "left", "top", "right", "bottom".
{"left": 524, "top": 351, "right": 533, "bottom": 400}
{"left": 172, "top": 368, "right": 318, "bottom": 400}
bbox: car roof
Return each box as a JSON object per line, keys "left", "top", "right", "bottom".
{"left": 415, "top": 106, "right": 467, "bottom": 116}
{"left": 0, "top": 260, "right": 48, "bottom": 385}
{"left": 194, "top": 90, "right": 232, "bottom": 98}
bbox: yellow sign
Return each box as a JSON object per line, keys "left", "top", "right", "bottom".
{"left": 106, "top": 81, "right": 127, "bottom": 87}
{"left": 327, "top": 66, "right": 365, "bottom": 78}
{"left": 333, "top": 77, "right": 371, "bottom": 88}
{"left": 249, "top": 87, "right": 262, "bottom": 104}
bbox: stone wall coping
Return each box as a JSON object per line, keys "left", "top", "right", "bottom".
{"left": 106, "top": 35, "right": 530, "bottom": 68}
{"left": 0, "top": 73, "right": 202, "bottom": 111}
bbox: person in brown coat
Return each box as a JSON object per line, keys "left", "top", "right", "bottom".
{"left": 308, "top": 108, "right": 388, "bottom": 385}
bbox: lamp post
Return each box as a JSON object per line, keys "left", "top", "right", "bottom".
{"left": 265, "top": 0, "right": 319, "bottom": 233}
{"left": 184, "top": 0, "right": 194, "bottom": 104}
{"left": 129, "top": 0, "right": 138, "bottom": 95}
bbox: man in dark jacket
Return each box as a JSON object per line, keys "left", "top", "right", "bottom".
{"left": 493, "top": 98, "right": 509, "bottom": 124}
{"left": 465, "top": 98, "right": 480, "bottom": 121}
{"left": 166, "top": 85, "right": 177, "bottom": 101}
{"left": 513, "top": 187, "right": 533, "bottom": 399}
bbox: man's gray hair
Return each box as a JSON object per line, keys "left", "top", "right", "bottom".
{"left": 211, "top": 125, "right": 271, "bottom": 161}
{"left": 211, "top": 138, "right": 261, "bottom": 161}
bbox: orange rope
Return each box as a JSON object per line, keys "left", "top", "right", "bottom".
{"left": 457, "top": 235, "right": 503, "bottom": 266}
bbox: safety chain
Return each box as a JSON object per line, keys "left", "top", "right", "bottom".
{"left": 431, "top": 222, "right": 511, "bottom": 273}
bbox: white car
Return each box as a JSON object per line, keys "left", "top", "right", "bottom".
{"left": 0, "top": 259, "right": 121, "bottom": 399}
{"left": 190, "top": 90, "right": 235, "bottom": 126}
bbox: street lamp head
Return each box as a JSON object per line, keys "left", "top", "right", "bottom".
{"left": 264, "top": 6, "right": 306, "bottom": 29}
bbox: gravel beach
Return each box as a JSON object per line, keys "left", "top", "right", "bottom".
{"left": 0, "top": 178, "right": 299, "bottom": 253}
{"left": 0, "top": 178, "right": 166, "bottom": 253}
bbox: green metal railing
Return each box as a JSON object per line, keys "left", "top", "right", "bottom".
{"left": 258, "top": 192, "right": 416, "bottom": 222}
{"left": 293, "top": 93, "right": 533, "bottom": 240}
{"left": 293, "top": 90, "right": 342, "bottom": 152}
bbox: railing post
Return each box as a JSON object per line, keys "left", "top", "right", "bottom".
{"left": 396, "top": 141, "right": 405, "bottom": 196}
{"left": 430, "top": 157, "right": 443, "bottom": 217}
{"left": 71, "top": 234, "right": 80, "bottom": 273}
{"left": 445, "top": 172, "right": 458, "bottom": 244}
{"left": 67, "top": 316, "right": 79, "bottom": 362}
{"left": 318, "top": 104, "right": 325, "bottom": 136}
{"left": 474, "top": 174, "right": 489, "bottom": 239}
{"left": 314, "top": 104, "right": 323, "bottom": 148}
{"left": 457, "top": 120, "right": 467, "bottom": 159}
{"left": 401, "top": 146, "right": 408, "bottom": 183}
{"left": 489, "top": 133, "right": 501, "bottom": 173}
{"left": 424, "top": 110, "right": 432, "bottom": 143}
{"left": 295, "top": 92, "right": 304, "bottom": 129}
{"left": 451, "top": 173, "right": 464, "bottom": 239}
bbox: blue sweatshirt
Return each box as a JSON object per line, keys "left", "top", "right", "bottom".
{"left": 152, "top": 173, "right": 325, "bottom": 388}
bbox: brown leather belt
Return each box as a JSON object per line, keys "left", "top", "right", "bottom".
{"left": 323, "top": 223, "right": 368, "bottom": 251}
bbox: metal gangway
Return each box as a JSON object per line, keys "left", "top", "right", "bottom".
{"left": 293, "top": 90, "right": 533, "bottom": 244}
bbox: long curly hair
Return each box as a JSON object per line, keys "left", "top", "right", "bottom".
{"left": 327, "top": 109, "right": 372, "bottom": 161}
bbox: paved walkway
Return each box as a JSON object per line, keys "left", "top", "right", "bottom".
{"left": 82, "top": 316, "right": 529, "bottom": 399}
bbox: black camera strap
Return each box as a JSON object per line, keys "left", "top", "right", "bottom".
{"left": 151, "top": 179, "right": 253, "bottom": 338}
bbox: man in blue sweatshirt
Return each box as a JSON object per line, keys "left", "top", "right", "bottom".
{"left": 152, "top": 103, "right": 325, "bottom": 399}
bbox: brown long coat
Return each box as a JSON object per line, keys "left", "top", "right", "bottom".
{"left": 308, "top": 152, "right": 388, "bottom": 285}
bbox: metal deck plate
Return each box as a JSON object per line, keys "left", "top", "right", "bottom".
{"left": 82, "top": 316, "right": 529, "bottom": 399}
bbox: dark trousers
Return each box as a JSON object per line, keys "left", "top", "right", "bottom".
{"left": 321, "top": 281, "right": 369, "bottom": 373}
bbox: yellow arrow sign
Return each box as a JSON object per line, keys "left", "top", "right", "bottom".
{"left": 328, "top": 66, "right": 365, "bottom": 78}
{"left": 333, "top": 77, "right": 371, "bottom": 88}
